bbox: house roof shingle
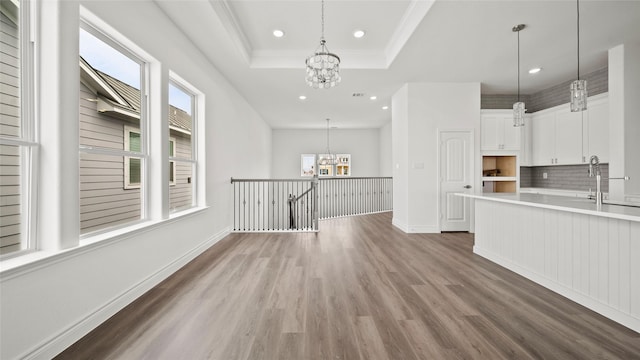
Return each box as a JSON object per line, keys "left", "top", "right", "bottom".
{"left": 81, "top": 57, "right": 192, "bottom": 133}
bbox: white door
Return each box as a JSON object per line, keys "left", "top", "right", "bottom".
{"left": 439, "top": 131, "right": 473, "bottom": 232}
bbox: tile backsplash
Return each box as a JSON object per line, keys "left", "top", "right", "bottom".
{"left": 520, "top": 164, "right": 609, "bottom": 193}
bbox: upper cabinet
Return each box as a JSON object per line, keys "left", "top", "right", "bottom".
{"left": 481, "top": 110, "right": 521, "bottom": 151}
{"left": 530, "top": 93, "right": 609, "bottom": 166}
{"left": 584, "top": 95, "right": 609, "bottom": 163}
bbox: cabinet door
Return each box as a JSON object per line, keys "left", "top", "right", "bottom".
{"left": 531, "top": 113, "right": 555, "bottom": 166}
{"left": 585, "top": 98, "right": 609, "bottom": 163}
{"left": 520, "top": 115, "right": 532, "bottom": 166}
{"left": 481, "top": 115, "right": 502, "bottom": 150}
{"left": 502, "top": 118, "right": 521, "bottom": 150}
{"left": 555, "top": 109, "right": 584, "bottom": 165}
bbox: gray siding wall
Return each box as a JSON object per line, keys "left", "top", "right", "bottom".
{"left": 80, "top": 83, "right": 194, "bottom": 232}
{"left": 0, "top": 10, "right": 20, "bottom": 253}
{"left": 170, "top": 132, "right": 193, "bottom": 211}
{"left": 79, "top": 84, "right": 141, "bottom": 234}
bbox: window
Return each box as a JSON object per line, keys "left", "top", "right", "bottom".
{"left": 301, "top": 154, "right": 316, "bottom": 177}
{"left": 0, "top": 0, "right": 36, "bottom": 256}
{"left": 79, "top": 25, "right": 146, "bottom": 235}
{"left": 168, "top": 80, "right": 197, "bottom": 212}
{"left": 123, "top": 126, "right": 141, "bottom": 189}
{"left": 169, "top": 137, "right": 176, "bottom": 186}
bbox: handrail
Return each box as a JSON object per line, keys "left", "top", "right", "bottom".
{"left": 231, "top": 177, "right": 314, "bottom": 183}
{"left": 293, "top": 185, "right": 315, "bottom": 202}
{"left": 319, "top": 176, "right": 392, "bottom": 180}
{"left": 231, "top": 176, "right": 392, "bottom": 232}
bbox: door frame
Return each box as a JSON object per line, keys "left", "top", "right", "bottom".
{"left": 437, "top": 128, "right": 476, "bottom": 232}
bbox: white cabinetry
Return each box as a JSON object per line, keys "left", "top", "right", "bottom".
{"left": 531, "top": 112, "right": 557, "bottom": 165}
{"left": 481, "top": 110, "right": 521, "bottom": 151}
{"left": 554, "top": 108, "right": 584, "bottom": 164}
{"left": 530, "top": 94, "right": 608, "bottom": 166}
{"left": 583, "top": 95, "right": 609, "bottom": 162}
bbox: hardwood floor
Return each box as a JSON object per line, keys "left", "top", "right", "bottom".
{"left": 57, "top": 212, "right": 640, "bottom": 359}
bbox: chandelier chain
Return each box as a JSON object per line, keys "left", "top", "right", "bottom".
{"left": 321, "top": 0, "right": 325, "bottom": 40}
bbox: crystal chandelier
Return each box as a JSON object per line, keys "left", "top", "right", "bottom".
{"left": 319, "top": 119, "right": 337, "bottom": 165}
{"left": 570, "top": 0, "right": 587, "bottom": 112}
{"left": 305, "top": 0, "right": 341, "bottom": 89}
{"left": 512, "top": 24, "right": 526, "bottom": 127}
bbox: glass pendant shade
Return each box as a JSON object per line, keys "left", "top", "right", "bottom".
{"left": 319, "top": 118, "right": 337, "bottom": 165}
{"left": 570, "top": 0, "right": 587, "bottom": 112}
{"left": 319, "top": 153, "right": 337, "bottom": 165}
{"left": 512, "top": 24, "right": 525, "bottom": 127}
{"left": 305, "top": 0, "right": 341, "bottom": 89}
{"left": 513, "top": 102, "right": 526, "bottom": 127}
{"left": 305, "top": 40, "right": 341, "bottom": 89}
{"left": 570, "top": 79, "right": 588, "bottom": 112}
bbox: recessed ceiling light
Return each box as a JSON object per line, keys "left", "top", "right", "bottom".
{"left": 529, "top": 67, "right": 542, "bottom": 74}
{"left": 299, "top": 95, "right": 307, "bottom": 100}
{"left": 382, "top": 106, "right": 389, "bottom": 110}
{"left": 370, "top": 95, "right": 377, "bottom": 100}
{"left": 273, "top": 29, "right": 285, "bottom": 38}
{"left": 353, "top": 30, "right": 365, "bottom": 38}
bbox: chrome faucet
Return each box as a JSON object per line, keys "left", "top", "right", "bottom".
{"left": 588, "top": 155, "right": 631, "bottom": 207}
{"left": 588, "top": 155, "right": 603, "bottom": 206}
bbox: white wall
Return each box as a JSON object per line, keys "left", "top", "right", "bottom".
{"left": 379, "top": 121, "right": 392, "bottom": 177}
{"left": 609, "top": 42, "right": 640, "bottom": 199}
{"left": 392, "top": 85, "right": 410, "bottom": 231}
{"left": 0, "top": 1, "right": 271, "bottom": 359}
{"left": 392, "top": 83, "right": 481, "bottom": 233}
{"left": 271, "top": 128, "right": 381, "bottom": 178}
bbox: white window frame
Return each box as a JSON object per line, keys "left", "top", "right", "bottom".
{"left": 79, "top": 18, "right": 149, "bottom": 237}
{"left": 123, "top": 125, "right": 142, "bottom": 189}
{"left": 169, "top": 136, "right": 176, "bottom": 186}
{"left": 168, "top": 76, "right": 199, "bottom": 213}
{"left": 0, "top": 0, "right": 38, "bottom": 258}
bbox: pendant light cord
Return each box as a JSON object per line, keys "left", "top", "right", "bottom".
{"left": 517, "top": 29, "right": 520, "bottom": 102}
{"left": 577, "top": 0, "right": 580, "bottom": 80}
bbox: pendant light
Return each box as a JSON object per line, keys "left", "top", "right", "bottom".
{"left": 319, "top": 119, "right": 337, "bottom": 166}
{"left": 512, "top": 24, "right": 526, "bottom": 127}
{"left": 305, "top": 0, "right": 341, "bottom": 89}
{"left": 570, "top": 0, "right": 587, "bottom": 112}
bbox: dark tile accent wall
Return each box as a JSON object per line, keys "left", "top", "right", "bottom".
{"left": 481, "top": 95, "right": 532, "bottom": 110}
{"left": 520, "top": 166, "right": 533, "bottom": 188}
{"left": 481, "top": 67, "right": 608, "bottom": 112}
{"left": 521, "top": 164, "right": 609, "bottom": 192}
{"left": 527, "top": 67, "right": 608, "bottom": 112}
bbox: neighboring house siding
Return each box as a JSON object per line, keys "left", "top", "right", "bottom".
{"left": 0, "top": 10, "right": 21, "bottom": 253}
{"left": 170, "top": 132, "right": 192, "bottom": 210}
{"left": 79, "top": 83, "right": 141, "bottom": 234}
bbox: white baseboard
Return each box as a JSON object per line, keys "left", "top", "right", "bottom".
{"left": 392, "top": 218, "right": 408, "bottom": 232}
{"left": 473, "top": 245, "right": 640, "bottom": 334}
{"left": 392, "top": 219, "right": 439, "bottom": 234}
{"left": 407, "top": 225, "right": 439, "bottom": 233}
{"left": 24, "top": 227, "right": 230, "bottom": 360}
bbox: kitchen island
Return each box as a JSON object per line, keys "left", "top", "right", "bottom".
{"left": 460, "top": 193, "right": 640, "bottom": 333}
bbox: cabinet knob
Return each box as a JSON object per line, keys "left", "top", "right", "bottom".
{"left": 463, "top": 185, "right": 472, "bottom": 189}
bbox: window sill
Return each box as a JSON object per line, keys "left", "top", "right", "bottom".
{"left": 0, "top": 206, "right": 209, "bottom": 280}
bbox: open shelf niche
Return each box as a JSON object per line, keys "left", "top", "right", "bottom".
{"left": 482, "top": 155, "right": 517, "bottom": 193}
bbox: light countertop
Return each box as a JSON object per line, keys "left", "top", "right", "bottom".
{"left": 459, "top": 192, "right": 640, "bottom": 222}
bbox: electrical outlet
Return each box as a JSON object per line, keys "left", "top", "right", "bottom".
{"left": 543, "top": 172, "right": 548, "bottom": 179}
